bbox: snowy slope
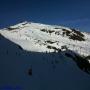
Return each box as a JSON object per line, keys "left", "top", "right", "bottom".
{"left": 0, "top": 21, "right": 90, "bottom": 56}
{"left": 0, "top": 21, "right": 90, "bottom": 90}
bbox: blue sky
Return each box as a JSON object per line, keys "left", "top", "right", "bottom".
{"left": 0, "top": 0, "right": 90, "bottom": 32}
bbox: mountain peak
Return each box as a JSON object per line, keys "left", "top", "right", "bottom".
{"left": 0, "top": 21, "right": 90, "bottom": 75}
{"left": 0, "top": 22, "right": 90, "bottom": 56}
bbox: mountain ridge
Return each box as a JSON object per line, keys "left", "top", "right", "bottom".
{"left": 0, "top": 21, "right": 90, "bottom": 90}
{"left": 0, "top": 21, "right": 90, "bottom": 55}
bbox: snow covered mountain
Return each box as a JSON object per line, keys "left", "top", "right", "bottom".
{"left": 0, "top": 21, "right": 90, "bottom": 90}
{"left": 0, "top": 21, "right": 90, "bottom": 55}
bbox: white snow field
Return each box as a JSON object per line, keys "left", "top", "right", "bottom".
{"left": 0, "top": 21, "right": 90, "bottom": 56}
{"left": 0, "top": 21, "right": 90, "bottom": 90}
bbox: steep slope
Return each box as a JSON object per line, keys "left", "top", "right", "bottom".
{"left": 0, "top": 21, "right": 90, "bottom": 72}
{"left": 0, "top": 21, "right": 90, "bottom": 56}
{"left": 0, "top": 21, "right": 90, "bottom": 90}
